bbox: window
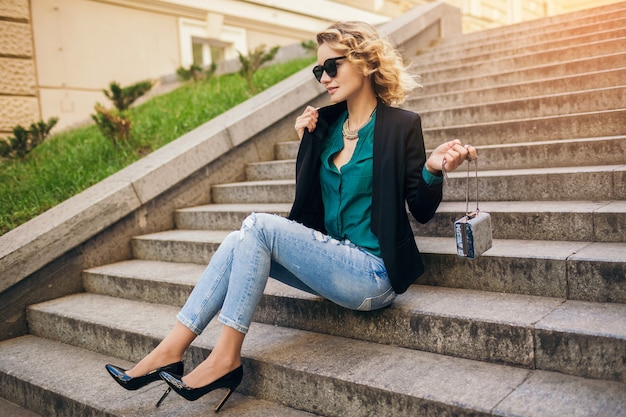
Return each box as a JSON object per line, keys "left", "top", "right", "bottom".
{"left": 179, "top": 17, "right": 246, "bottom": 68}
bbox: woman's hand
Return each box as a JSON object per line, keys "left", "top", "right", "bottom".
{"left": 425, "top": 139, "right": 477, "bottom": 174}
{"left": 294, "top": 106, "right": 319, "bottom": 139}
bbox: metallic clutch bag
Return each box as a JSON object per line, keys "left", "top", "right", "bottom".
{"left": 445, "top": 155, "right": 493, "bottom": 259}
{"left": 454, "top": 210, "right": 492, "bottom": 259}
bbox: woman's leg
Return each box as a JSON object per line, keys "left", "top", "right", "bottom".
{"left": 126, "top": 321, "right": 197, "bottom": 377}
{"left": 180, "top": 325, "right": 244, "bottom": 387}
{"left": 125, "top": 231, "right": 240, "bottom": 377}
{"left": 141, "top": 212, "right": 394, "bottom": 387}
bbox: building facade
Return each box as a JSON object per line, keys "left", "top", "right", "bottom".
{"left": 0, "top": 0, "right": 620, "bottom": 137}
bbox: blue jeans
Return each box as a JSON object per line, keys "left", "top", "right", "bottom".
{"left": 177, "top": 213, "right": 396, "bottom": 334}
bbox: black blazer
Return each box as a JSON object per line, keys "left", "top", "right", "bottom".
{"left": 288, "top": 100, "right": 443, "bottom": 294}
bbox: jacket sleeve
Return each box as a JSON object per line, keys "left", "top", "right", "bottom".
{"left": 403, "top": 113, "right": 443, "bottom": 224}
{"left": 287, "top": 128, "right": 326, "bottom": 232}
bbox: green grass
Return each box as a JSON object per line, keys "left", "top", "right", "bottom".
{"left": 0, "top": 56, "right": 315, "bottom": 236}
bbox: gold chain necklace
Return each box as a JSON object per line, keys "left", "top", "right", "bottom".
{"left": 342, "top": 109, "right": 376, "bottom": 141}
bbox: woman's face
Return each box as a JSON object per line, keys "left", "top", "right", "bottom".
{"left": 316, "top": 42, "right": 369, "bottom": 104}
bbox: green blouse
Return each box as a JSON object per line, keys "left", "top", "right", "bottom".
{"left": 319, "top": 110, "right": 442, "bottom": 257}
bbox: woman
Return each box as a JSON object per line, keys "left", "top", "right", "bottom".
{"left": 105, "top": 21, "right": 476, "bottom": 412}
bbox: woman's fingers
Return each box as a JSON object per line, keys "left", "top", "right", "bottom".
{"left": 295, "top": 106, "right": 319, "bottom": 139}
{"left": 431, "top": 140, "right": 478, "bottom": 174}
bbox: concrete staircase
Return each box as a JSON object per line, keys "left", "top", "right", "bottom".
{"left": 1, "top": 2, "right": 625, "bottom": 416}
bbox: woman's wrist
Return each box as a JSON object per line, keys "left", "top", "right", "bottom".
{"left": 425, "top": 159, "right": 442, "bottom": 176}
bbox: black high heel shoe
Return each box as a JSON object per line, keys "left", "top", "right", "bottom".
{"left": 105, "top": 361, "right": 184, "bottom": 407}
{"left": 160, "top": 365, "right": 243, "bottom": 412}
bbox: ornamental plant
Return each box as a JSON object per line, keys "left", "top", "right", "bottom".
{"left": 238, "top": 44, "right": 279, "bottom": 93}
{"left": 104, "top": 80, "right": 154, "bottom": 111}
{"left": 177, "top": 63, "right": 216, "bottom": 82}
{"left": 91, "top": 104, "right": 131, "bottom": 146}
{"left": 0, "top": 117, "right": 58, "bottom": 159}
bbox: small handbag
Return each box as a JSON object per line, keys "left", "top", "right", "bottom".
{"left": 444, "top": 154, "right": 492, "bottom": 259}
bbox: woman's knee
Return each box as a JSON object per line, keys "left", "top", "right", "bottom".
{"left": 240, "top": 213, "right": 283, "bottom": 239}
{"left": 221, "top": 230, "right": 239, "bottom": 248}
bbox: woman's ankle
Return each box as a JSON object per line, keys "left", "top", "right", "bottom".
{"left": 127, "top": 351, "right": 182, "bottom": 377}
{"left": 182, "top": 356, "right": 241, "bottom": 387}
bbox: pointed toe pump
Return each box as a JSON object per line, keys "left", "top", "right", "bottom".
{"left": 105, "top": 361, "right": 184, "bottom": 407}
{"left": 160, "top": 365, "right": 244, "bottom": 413}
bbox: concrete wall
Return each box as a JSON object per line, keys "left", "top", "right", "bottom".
{"left": 32, "top": 0, "right": 181, "bottom": 131}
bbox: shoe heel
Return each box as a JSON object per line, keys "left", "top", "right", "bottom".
{"left": 155, "top": 387, "right": 171, "bottom": 408}
{"left": 215, "top": 388, "right": 234, "bottom": 413}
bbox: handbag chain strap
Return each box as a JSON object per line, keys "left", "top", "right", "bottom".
{"left": 465, "top": 157, "right": 479, "bottom": 216}
{"left": 441, "top": 153, "right": 479, "bottom": 216}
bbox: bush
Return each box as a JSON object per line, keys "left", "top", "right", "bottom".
{"left": 0, "top": 117, "right": 59, "bottom": 159}
{"left": 238, "top": 45, "right": 279, "bottom": 93}
{"left": 91, "top": 104, "right": 132, "bottom": 145}
{"left": 177, "top": 63, "right": 216, "bottom": 82}
{"left": 301, "top": 40, "right": 317, "bottom": 54}
{"left": 103, "top": 80, "right": 154, "bottom": 111}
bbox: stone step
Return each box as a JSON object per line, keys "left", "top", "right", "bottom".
{"left": 444, "top": 164, "right": 625, "bottom": 201}
{"left": 172, "top": 200, "right": 626, "bottom": 243}
{"left": 416, "top": 22, "right": 626, "bottom": 70}
{"left": 419, "top": 86, "right": 626, "bottom": 128}
{"left": 248, "top": 137, "right": 626, "bottom": 179}
{"left": 275, "top": 140, "right": 299, "bottom": 160}
{"left": 420, "top": 18, "right": 626, "bottom": 64}
{"left": 415, "top": 200, "right": 626, "bottom": 243}
{"left": 21, "top": 294, "right": 626, "bottom": 416}
{"left": 0, "top": 335, "right": 320, "bottom": 417}
{"left": 82, "top": 260, "right": 626, "bottom": 380}
{"left": 408, "top": 68, "right": 626, "bottom": 110}
{"left": 419, "top": 238, "right": 626, "bottom": 304}
{"left": 419, "top": 23, "right": 626, "bottom": 72}
{"left": 422, "top": 109, "right": 626, "bottom": 147}
{"left": 274, "top": 141, "right": 299, "bottom": 160}
{"left": 0, "top": 398, "right": 40, "bottom": 417}
{"left": 417, "top": 37, "right": 626, "bottom": 85}
{"left": 131, "top": 229, "right": 230, "bottom": 265}
{"left": 210, "top": 165, "right": 625, "bottom": 204}
{"left": 437, "top": 3, "right": 626, "bottom": 50}
{"left": 439, "top": 136, "right": 626, "bottom": 171}
{"left": 176, "top": 203, "right": 290, "bottom": 230}
{"left": 211, "top": 179, "right": 295, "bottom": 204}
{"left": 129, "top": 230, "right": 626, "bottom": 303}
{"left": 414, "top": 52, "right": 625, "bottom": 94}
{"left": 246, "top": 159, "right": 294, "bottom": 181}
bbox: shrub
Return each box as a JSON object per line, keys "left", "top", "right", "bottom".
{"left": 238, "top": 45, "right": 279, "bottom": 93}
{"left": 91, "top": 104, "right": 132, "bottom": 145}
{"left": 0, "top": 117, "right": 59, "bottom": 159}
{"left": 177, "top": 63, "right": 216, "bottom": 82}
{"left": 301, "top": 40, "right": 317, "bottom": 54}
{"left": 103, "top": 80, "right": 154, "bottom": 111}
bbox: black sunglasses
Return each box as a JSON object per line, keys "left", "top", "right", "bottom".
{"left": 312, "top": 56, "right": 346, "bottom": 82}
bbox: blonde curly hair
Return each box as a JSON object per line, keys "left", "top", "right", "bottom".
{"left": 316, "top": 21, "right": 419, "bottom": 106}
